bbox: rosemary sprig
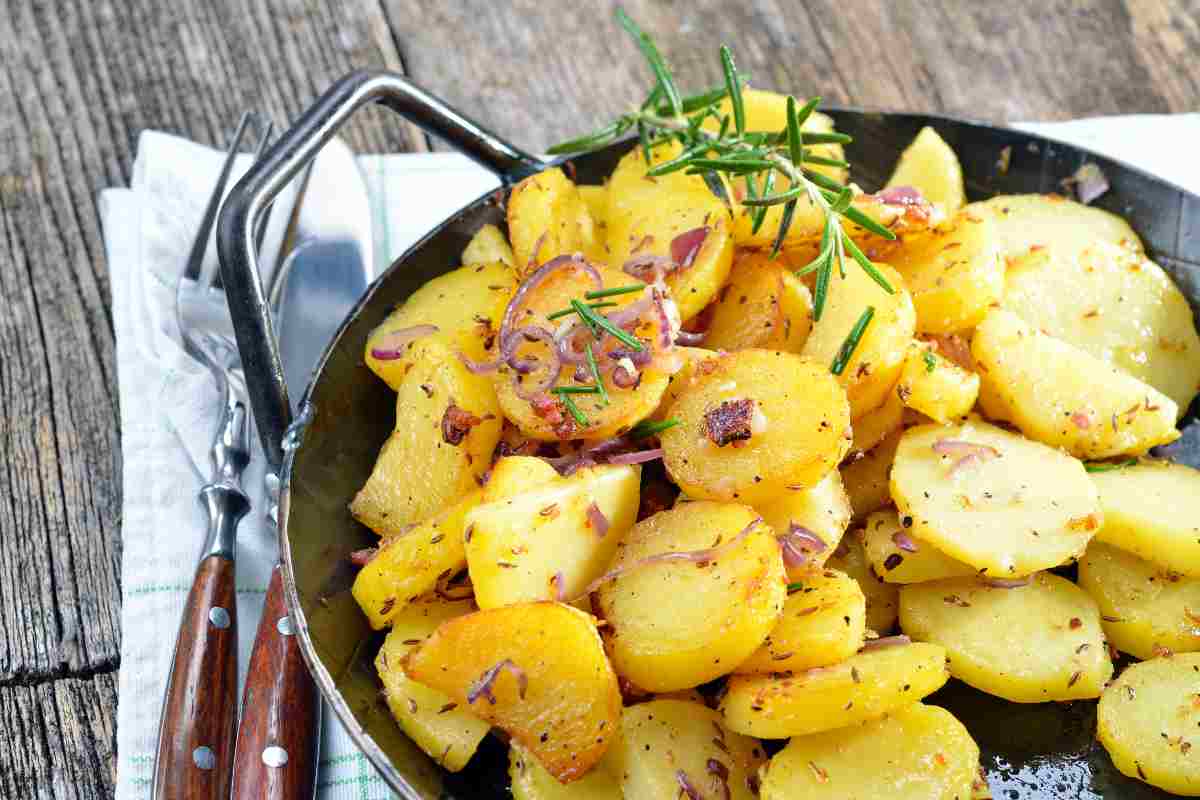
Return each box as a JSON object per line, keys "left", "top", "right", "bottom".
{"left": 629, "top": 417, "right": 680, "bottom": 438}
{"left": 830, "top": 306, "right": 875, "bottom": 376}
{"left": 547, "top": 10, "right": 897, "bottom": 320}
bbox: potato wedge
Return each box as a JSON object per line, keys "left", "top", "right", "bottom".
{"left": 483, "top": 455, "right": 561, "bottom": 502}
{"left": 508, "top": 167, "right": 603, "bottom": 273}
{"left": 606, "top": 141, "right": 735, "bottom": 320}
{"left": 850, "top": 387, "right": 903, "bottom": 455}
{"left": 760, "top": 703, "right": 980, "bottom": 800}
{"left": 1004, "top": 241, "right": 1200, "bottom": 416}
{"left": 365, "top": 261, "right": 515, "bottom": 388}
{"left": 860, "top": 510, "right": 974, "bottom": 584}
{"left": 704, "top": 251, "right": 813, "bottom": 353}
{"left": 802, "top": 263, "right": 915, "bottom": 419}
{"left": 405, "top": 602, "right": 621, "bottom": 782}
{"left": 884, "top": 209, "right": 1005, "bottom": 334}
{"left": 509, "top": 740, "right": 621, "bottom": 800}
{"left": 351, "top": 336, "right": 502, "bottom": 535}
{"left": 895, "top": 341, "right": 979, "bottom": 423}
{"left": 612, "top": 699, "right": 766, "bottom": 800}
{"left": 1090, "top": 461, "right": 1200, "bottom": 577}
{"left": 720, "top": 640, "right": 949, "bottom": 737}
{"left": 462, "top": 223, "right": 515, "bottom": 268}
{"left": 900, "top": 572, "right": 1113, "bottom": 702}
{"left": 970, "top": 193, "right": 1143, "bottom": 263}
{"left": 891, "top": 418, "right": 1101, "bottom": 577}
{"left": 661, "top": 350, "right": 851, "bottom": 503}
{"left": 1078, "top": 541, "right": 1200, "bottom": 659}
{"left": 465, "top": 463, "right": 640, "bottom": 609}
{"left": 375, "top": 598, "right": 490, "bottom": 771}
{"left": 1097, "top": 652, "right": 1200, "bottom": 796}
{"left": 596, "top": 501, "right": 786, "bottom": 691}
{"left": 841, "top": 430, "right": 901, "bottom": 524}
{"left": 886, "top": 126, "right": 967, "bottom": 214}
{"left": 755, "top": 470, "right": 852, "bottom": 574}
{"left": 973, "top": 309, "right": 1179, "bottom": 458}
{"left": 353, "top": 489, "right": 480, "bottom": 628}
{"left": 827, "top": 534, "right": 900, "bottom": 634}
{"left": 736, "top": 568, "right": 866, "bottom": 674}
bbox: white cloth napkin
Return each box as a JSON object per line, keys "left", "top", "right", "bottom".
{"left": 102, "top": 113, "right": 1199, "bottom": 800}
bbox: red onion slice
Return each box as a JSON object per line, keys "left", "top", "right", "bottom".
{"left": 605, "top": 447, "right": 664, "bottom": 465}
{"left": 859, "top": 634, "right": 912, "bottom": 652}
{"left": 586, "top": 502, "right": 610, "bottom": 539}
{"left": 623, "top": 253, "right": 675, "bottom": 284}
{"left": 932, "top": 439, "right": 1000, "bottom": 459}
{"left": 466, "top": 659, "right": 528, "bottom": 705}
{"left": 891, "top": 531, "right": 919, "bottom": 553}
{"left": 874, "top": 185, "right": 925, "bottom": 206}
{"left": 675, "top": 330, "right": 706, "bottom": 346}
{"left": 707, "top": 758, "right": 732, "bottom": 800}
{"left": 676, "top": 770, "right": 703, "bottom": 800}
{"left": 370, "top": 324, "right": 439, "bottom": 360}
{"left": 650, "top": 287, "right": 675, "bottom": 351}
{"left": 611, "top": 363, "right": 639, "bottom": 388}
{"left": 510, "top": 326, "right": 563, "bottom": 401}
{"left": 1070, "top": 412, "right": 1092, "bottom": 430}
{"left": 778, "top": 523, "right": 827, "bottom": 569}
{"left": 982, "top": 577, "right": 1031, "bottom": 589}
{"left": 348, "top": 547, "right": 378, "bottom": 567}
{"left": 670, "top": 226, "right": 710, "bottom": 270}
{"left": 550, "top": 571, "right": 567, "bottom": 602}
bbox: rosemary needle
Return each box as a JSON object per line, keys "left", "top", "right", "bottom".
{"left": 830, "top": 306, "right": 875, "bottom": 376}
{"left": 551, "top": 385, "right": 601, "bottom": 395}
{"left": 573, "top": 299, "right": 644, "bottom": 351}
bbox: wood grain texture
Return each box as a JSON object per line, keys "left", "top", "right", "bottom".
{"left": 0, "top": 0, "right": 1196, "bottom": 798}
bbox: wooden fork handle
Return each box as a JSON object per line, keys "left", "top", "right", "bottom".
{"left": 231, "top": 564, "right": 321, "bottom": 800}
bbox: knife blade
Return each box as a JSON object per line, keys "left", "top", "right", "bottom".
{"left": 230, "top": 136, "right": 372, "bottom": 800}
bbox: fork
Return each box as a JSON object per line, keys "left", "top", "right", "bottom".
{"left": 152, "top": 111, "right": 273, "bottom": 800}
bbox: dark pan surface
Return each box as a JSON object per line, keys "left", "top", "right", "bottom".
{"left": 280, "top": 111, "right": 1200, "bottom": 799}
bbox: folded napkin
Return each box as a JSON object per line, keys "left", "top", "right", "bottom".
{"left": 102, "top": 113, "right": 1199, "bottom": 800}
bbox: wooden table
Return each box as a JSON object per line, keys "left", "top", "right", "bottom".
{"left": 0, "top": 1, "right": 1194, "bottom": 796}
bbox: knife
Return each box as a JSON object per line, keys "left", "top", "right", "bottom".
{"left": 230, "top": 138, "right": 373, "bottom": 800}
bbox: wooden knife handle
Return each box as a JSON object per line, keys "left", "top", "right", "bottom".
{"left": 231, "top": 564, "right": 321, "bottom": 800}
{"left": 153, "top": 553, "right": 239, "bottom": 800}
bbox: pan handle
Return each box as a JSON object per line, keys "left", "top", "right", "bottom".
{"left": 217, "top": 69, "right": 545, "bottom": 466}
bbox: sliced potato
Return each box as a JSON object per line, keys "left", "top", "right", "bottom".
{"left": 736, "top": 568, "right": 866, "bottom": 674}
{"left": 606, "top": 141, "right": 735, "bottom": 320}
{"left": 900, "top": 572, "right": 1113, "bottom": 702}
{"left": 375, "top": 598, "right": 490, "bottom": 771}
{"left": 720, "top": 641, "right": 949, "bottom": 737}
{"left": 465, "top": 463, "right": 640, "bottom": 609}
{"left": 704, "top": 251, "right": 813, "bottom": 352}
{"left": 884, "top": 209, "right": 1005, "bottom": 334}
{"left": 597, "top": 501, "right": 785, "bottom": 691}
{"left": 740, "top": 189, "right": 943, "bottom": 254}
{"left": 851, "top": 387, "right": 903, "bottom": 455}
{"left": 891, "top": 418, "right": 1101, "bottom": 577}
{"left": 351, "top": 336, "right": 502, "bottom": 535}
{"left": 1097, "top": 652, "right": 1200, "bottom": 796}
{"left": 970, "top": 193, "right": 1143, "bottom": 263}
{"left": 1078, "top": 541, "right": 1200, "bottom": 659}
{"left": 576, "top": 185, "right": 609, "bottom": 237}
{"left": 1090, "top": 461, "right": 1200, "bottom": 577}
{"left": 755, "top": 470, "right": 852, "bottom": 574}
{"left": 860, "top": 509, "right": 974, "bottom": 584}
{"left": 462, "top": 223, "right": 515, "bottom": 267}
{"left": 661, "top": 350, "right": 851, "bottom": 504}
{"left": 508, "top": 167, "right": 603, "bottom": 273}
{"left": 886, "top": 126, "right": 967, "bottom": 214}
{"left": 483, "top": 455, "right": 561, "bottom": 502}
{"left": 352, "top": 489, "right": 480, "bottom": 628}
{"left": 1004, "top": 241, "right": 1200, "bottom": 416}
{"left": 612, "top": 699, "right": 766, "bottom": 800}
{"left": 405, "top": 602, "right": 621, "bottom": 782}
{"left": 895, "top": 341, "right": 979, "bottom": 423}
{"left": 509, "top": 740, "right": 621, "bottom": 800}
{"left": 827, "top": 534, "right": 900, "bottom": 633}
{"left": 649, "top": 345, "right": 719, "bottom": 422}
{"left": 973, "top": 309, "right": 1179, "bottom": 458}
{"left": 365, "top": 261, "right": 515, "bottom": 388}
{"left": 760, "top": 703, "right": 980, "bottom": 800}
{"left": 801, "top": 263, "right": 915, "bottom": 419}
{"left": 708, "top": 89, "right": 846, "bottom": 183}
{"left": 841, "top": 430, "right": 902, "bottom": 524}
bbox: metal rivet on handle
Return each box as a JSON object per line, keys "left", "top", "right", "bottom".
{"left": 209, "top": 607, "right": 231, "bottom": 629}
{"left": 276, "top": 615, "right": 295, "bottom": 636}
{"left": 262, "top": 746, "right": 289, "bottom": 768}
{"left": 193, "top": 746, "right": 216, "bottom": 770}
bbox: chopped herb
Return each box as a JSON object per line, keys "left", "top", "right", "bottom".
{"left": 572, "top": 298, "right": 645, "bottom": 350}
{"left": 629, "top": 417, "right": 680, "bottom": 438}
{"left": 546, "top": 300, "right": 617, "bottom": 321}
{"left": 585, "top": 343, "right": 609, "bottom": 405}
{"left": 786, "top": 582, "right": 805, "bottom": 592}
{"left": 585, "top": 283, "right": 646, "bottom": 300}
{"left": 923, "top": 350, "right": 937, "bottom": 373}
{"left": 830, "top": 306, "right": 876, "bottom": 376}
{"left": 1084, "top": 459, "right": 1138, "bottom": 473}
{"left": 560, "top": 393, "right": 589, "bottom": 426}
{"left": 551, "top": 385, "right": 600, "bottom": 395}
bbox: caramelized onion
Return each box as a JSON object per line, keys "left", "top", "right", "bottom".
{"left": 670, "top": 226, "right": 710, "bottom": 269}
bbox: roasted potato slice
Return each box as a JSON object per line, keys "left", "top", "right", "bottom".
{"left": 850, "top": 387, "right": 903, "bottom": 455}
{"left": 760, "top": 703, "right": 980, "bottom": 800}
{"left": 973, "top": 309, "right": 1178, "bottom": 458}
{"left": 509, "top": 740, "right": 621, "bottom": 800}
{"left": 352, "top": 336, "right": 503, "bottom": 535}
{"left": 720, "top": 640, "right": 949, "bottom": 737}
{"left": 827, "top": 533, "right": 900, "bottom": 634}
{"left": 375, "top": 598, "right": 490, "bottom": 771}
{"left": 841, "top": 430, "right": 902, "bottom": 524}
{"left": 970, "top": 193, "right": 1143, "bottom": 263}
{"left": 891, "top": 418, "right": 1101, "bottom": 577}
{"left": 508, "top": 167, "right": 603, "bottom": 273}
{"left": 1078, "top": 541, "right": 1200, "bottom": 659}
{"left": 1097, "top": 652, "right": 1200, "bottom": 796}
{"left": 462, "top": 223, "right": 515, "bottom": 268}
{"left": 405, "top": 602, "right": 621, "bottom": 782}
{"left": 755, "top": 470, "right": 852, "bottom": 574}
{"left": 860, "top": 509, "right": 974, "bottom": 584}
{"left": 801, "top": 263, "right": 915, "bottom": 419}
{"left": 900, "top": 572, "right": 1113, "bottom": 702}
{"left": 465, "top": 462, "right": 640, "bottom": 609}
{"left": 596, "top": 501, "right": 786, "bottom": 691}
{"left": 704, "top": 251, "right": 813, "bottom": 352}
{"left": 1004, "top": 241, "right": 1200, "bottom": 416}
{"left": 612, "top": 699, "right": 766, "bottom": 800}
{"left": 886, "top": 126, "right": 967, "bottom": 214}
{"left": 736, "top": 567, "right": 866, "bottom": 674}
{"left": 661, "top": 350, "right": 851, "bottom": 503}
{"left": 1090, "top": 461, "right": 1200, "bottom": 577}
{"left": 576, "top": 185, "right": 609, "bottom": 236}
{"left": 895, "top": 340, "right": 978, "bottom": 423}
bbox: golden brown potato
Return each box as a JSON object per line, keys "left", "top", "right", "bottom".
{"left": 508, "top": 167, "right": 603, "bottom": 273}
{"left": 1090, "top": 461, "right": 1200, "bottom": 577}
{"left": 509, "top": 741, "right": 621, "bottom": 800}
{"left": 970, "top": 193, "right": 1143, "bottom": 263}
{"left": 351, "top": 336, "right": 502, "bottom": 535}
{"left": 661, "top": 350, "right": 851, "bottom": 504}
{"left": 841, "top": 430, "right": 902, "bottom": 524}
{"left": 859, "top": 509, "right": 974, "bottom": 584}
{"left": 850, "top": 388, "right": 903, "bottom": 455}
{"left": 405, "top": 602, "right": 621, "bottom": 782}
{"left": 895, "top": 341, "right": 979, "bottom": 423}
{"left": 704, "top": 251, "right": 813, "bottom": 353}
{"left": 755, "top": 470, "right": 852, "bottom": 574}
{"left": 886, "top": 126, "right": 966, "bottom": 214}
{"left": 596, "top": 501, "right": 785, "bottom": 691}
{"left": 708, "top": 88, "right": 847, "bottom": 183}
{"left": 827, "top": 534, "right": 900, "bottom": 634}
{"left": 462, "top": 223, "right": 515, "bottom": 267}
{"left": 576, "top": 185, "right": 609, "bottom": 238}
